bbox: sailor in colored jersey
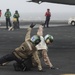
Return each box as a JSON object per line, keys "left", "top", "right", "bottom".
{"left": 36, "top": 25, "right": 58, "bottom": 69}
{"left": 0, "top": 23, "right": 42, "bottom": 71}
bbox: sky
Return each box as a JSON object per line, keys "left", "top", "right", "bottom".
{"left": 0, "top": 0, "right": 75, "bottom": 20}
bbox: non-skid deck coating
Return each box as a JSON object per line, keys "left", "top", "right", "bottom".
{"left": 0, "top": 25, "right": 75, "bottom": 75}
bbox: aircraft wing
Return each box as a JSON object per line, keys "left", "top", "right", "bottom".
{"left": 27, "top": 0, "right": 75, "bottom": 5}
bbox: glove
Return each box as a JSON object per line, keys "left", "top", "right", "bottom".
{"left": 40, "top": 23, "right": 45, "bottom": 26}
{"left": 30, "top": 23, "right": 36, "bottom": 28}
{"left": 50, "top": 67, "right": 59, "bottom": 70}
{"left": 38, "top": 69, "right": 45, "bottom": 72}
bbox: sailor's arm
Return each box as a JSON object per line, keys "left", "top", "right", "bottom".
{"left": 32, "top": 51, "right": 43, "bottom": 71}
{"left": 25, "top": 23, "right": 35, "bottom": 41}
{"left": 25, "top": 27, "right": 32, "bottom": 41}
{"left": 42, "top": 49, "right": 53, "bottom": 68}
{"left": 37, "top": 25, "right": 43, "bottom": 36}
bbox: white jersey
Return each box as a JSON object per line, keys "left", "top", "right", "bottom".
{"left": 36, "top": 36, "right": 48, "bottom": 50}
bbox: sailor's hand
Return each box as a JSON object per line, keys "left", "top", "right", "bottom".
{"left": 30, "top": 23, "right": 36, "bottom": 28}
{"left": 38, "top": 69, "right": 45, "bottom": 72}
{"left": 40, "top": 23, "right": 45, "bottom": 26}
{"left": 50, "top": 66, "right": 59, "bottom": 70}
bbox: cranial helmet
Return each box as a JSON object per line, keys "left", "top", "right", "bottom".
{"left": 31, "top": 35, "right": 41, "bottom": 45}
{"left": 44, "top": 34, "right": 54, "bottom": 43}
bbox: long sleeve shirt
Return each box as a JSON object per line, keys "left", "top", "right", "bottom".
{"left": 13, "top": 27, "right": 42, "bottom": 70}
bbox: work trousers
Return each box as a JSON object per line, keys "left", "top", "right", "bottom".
{"left": 44, "top": 17, "right": 50, "bottom": 27}
{"left": 0, "top": 53, "right": 22, "bottom": 65}
{"left": 6, "top": 18, "right": 12, "bottom": 29}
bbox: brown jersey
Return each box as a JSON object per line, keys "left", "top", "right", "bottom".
{"left": 13, "top": 27, "right": 42, "bottom": 70}
{"left": 13, "top": 40, "right": 36, "bottom": 59}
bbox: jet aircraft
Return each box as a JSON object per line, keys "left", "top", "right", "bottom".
{"left": 27, "top": 0, "right": 75, "bottom": 5}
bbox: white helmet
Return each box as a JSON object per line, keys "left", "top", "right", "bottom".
{"left": 44, "top": 34, "right": 54, "bottom": 43}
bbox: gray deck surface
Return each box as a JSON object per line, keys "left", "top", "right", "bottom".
{"left": 0, "top": 25, "right": 75, "bottom": 75}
